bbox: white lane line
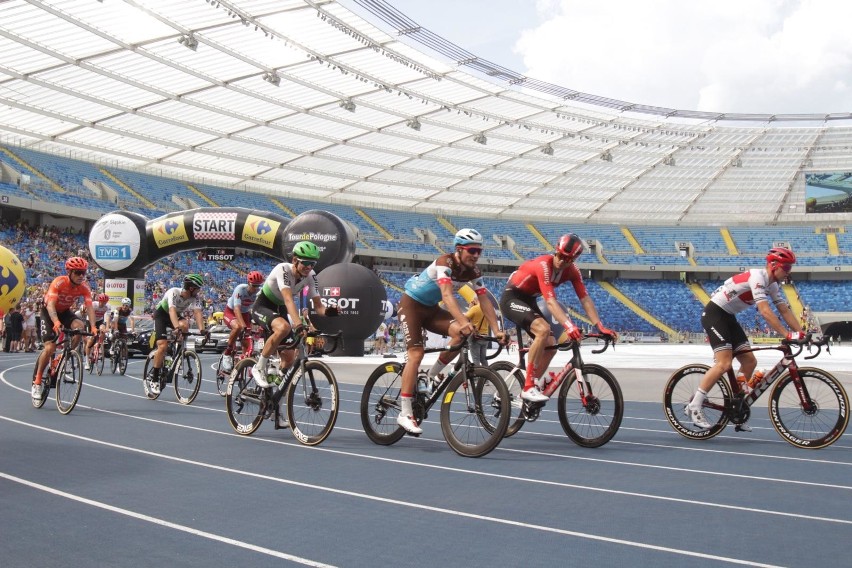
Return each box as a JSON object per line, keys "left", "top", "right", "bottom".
{"left": 0, "top": 471, "right": 336, "bottom": 567}
{"left": 0, "top": 417, "right": 788, "bottom": 568}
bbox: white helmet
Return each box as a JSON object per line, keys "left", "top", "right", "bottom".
{"left": 453, "top": 228, "right": 483, "bottom": 247}
{"left": 121, "top": 297, "right": 132, "bottom": 306}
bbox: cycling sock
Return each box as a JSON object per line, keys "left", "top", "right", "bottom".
{"left": 525, "top": 361, "right": 539, "bottom": 389}
{"left": 428, "top": 359, "right": 448, "bottom": 380}
{"left": 257, "top": 354, "right": 269, "bottom": 370}
{"left": 152, "top": 367, "right": 161, "bottom": 380}
{"left": 692, "top": 388, "right": 707, "bottom": 407}
{"left": 400, "top": 394, "right": 413, "bottom": 416}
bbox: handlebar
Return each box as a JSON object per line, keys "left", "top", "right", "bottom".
{"left": 549, "top": 332, "right": 616, "bottom": 355}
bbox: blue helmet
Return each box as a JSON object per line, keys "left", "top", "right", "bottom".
{"left": 453, "top": 228, "right": 483, "bottom": 247}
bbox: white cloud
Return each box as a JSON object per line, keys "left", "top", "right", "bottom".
{"left": 516, "top": 0, "right": 852, "bottom": 114}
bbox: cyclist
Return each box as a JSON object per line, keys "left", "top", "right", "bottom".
{"left": 32, "top": 257, "right": 98, "bottom": 400}
{"left": 81, "top": 292, "right": 112, "bottom": 371}
{"left": 149, "top": 274, "right": 208, "bottom": 394}
{"left": 109, "top": 297, "right": 134, "bottom": 356}
{"left": 686, "top": 247, "right": 805, "bottom": 430}
{"left": 396, "top": 228, "right": 506, "bottom": 435}
{"left": 249, "top": 241, "right": 338, "bottom": 387}
{"left": 220, "top": 271, "right": 264, "bottom": 373}
{"left": 499, "top": 233, "right": 617, "bottom": 403}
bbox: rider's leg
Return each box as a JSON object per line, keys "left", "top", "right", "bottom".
{"left": 252, "top": 316, "right": 289, "bottom": 387}
{"left": 425, "top": 318, "right": 463, "bottom": 381}
{"left": 525, "top": 316, "right": 555, "bottom": 389}
{"left": 734, "top": 350, "right": 757, "bottom": 382}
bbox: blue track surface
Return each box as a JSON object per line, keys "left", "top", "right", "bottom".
{"left": 1, "top": 351, "right": 849, "bottom": 568}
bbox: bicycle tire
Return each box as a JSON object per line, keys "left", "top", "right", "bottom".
{"left": 142, "top": 353, "right": 161, "bottom": 400}
{"left": 110, "top": 344, "right": 119, "bottom": 374}
{"left": 557, "top": 363, "right": 623, "bottom": 448}
{"left": 95, "top": 344, "right": 105, "bottom": 376}
{"left": 360, "top": 361, "right": 406, "bottom": 446}
{"left": 225, "top": 357, "right": 265, "bottom": 435}
{"left": 769, "top": 367, "right": 850, "bottom": 449}
{"left": 440, "top": 366, "right": 509, "bottom": 458}
{"left": 286, "top": 360, "right": 339, "bottom": 446}
{"left": 488, "top": 360, "right": 526, "bottom": 437}
{"left": 56, "top": 350, "right": 83, "bottom": 415}
{"left": 663, "top": 363, "right": 731, "bottom": 440}
{"left": 173, "top": 349, "right": 202, "bottom": 405}
{"left": 117, "top": 342, "right": 128, "bottom": 375}
{"left": 215, "top": 353, "right": 228, "bottom": 397}
{"left": 31, "top": 357, "right": 49, "bottom": 409}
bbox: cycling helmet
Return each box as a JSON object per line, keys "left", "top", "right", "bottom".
{"left": 183, "top": 274, "right": 204, "bottom": 289}
{"left": 65, "top": 257, "right": 89, "bottom": 271}
{"left": 96, "top": 293, "right": 109, "bottom": 304}
{"left": 247, "top": 270, "right": 265, "bottom": 285}
{"left": 292, "top": 241, "right": 321, "bottom": 261}
{"left": 766, "top": 247, "right": 796, "bottom": 266}
{"left": 453, "top": 228, "right": 483, "bottom": 247}
{"left": 121, "top": 297, "right": 132, "bottom": 307}
{"left": 555, "top": 233, "right": 584, "bottom": 260}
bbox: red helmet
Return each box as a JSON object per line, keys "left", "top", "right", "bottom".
{"left": 766, "top": 247, "right": 796, "bottom": 266}
{"left": 555, "top": 233, "right": 584, "bottom": 260}
{"left": 247, "top": 271, "right": 264, "bottom": 285}
{"left": 65, "top": 257, "right": 88, "bottom": 271}
{"left": 96, "top": 293, "right": 109, "bottom": 304}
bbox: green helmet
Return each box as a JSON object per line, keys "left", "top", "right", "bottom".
{"left": 292, "top": 241, "right": 321, "bottom": 261}
{"left": 183, "top": 274, "right": 204, "bottom": 288}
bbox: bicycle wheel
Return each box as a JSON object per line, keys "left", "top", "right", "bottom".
{"left": 117, "top": 342, "right": 128, "bottom": 375}
{"left": 95, "top": 344, "right": 105, "bottom": 376}
{"left": 557, "top": 364, "right": 623, "bottom": 448}
{"left": 441, "top": 366, "right": 509, "bottom": 458}
{"left": 110, "top": 344, "right": 119, "bottom": 374}
{"left": 769, "top": 367, "right": 850, "bottom": 449}
{"left": 360, "top": 362, "right": 406, "bottom": 446}
{"left": 55, "top": 350, "right": 84, "bottom": 415}
{"left": 286, "top": 360, "right": 339, "bottom": 446}
{"left": 215, "top": 353, "right": 228, "bottom": 397}
{"left": 31, "top": 357, "right": 49, "bottom": 409}
{"left": 663, "top": 363, "right": 731, "bottom": 440}
{"left": 488, "top": 360, "right": 526, "bottom": 437}
{"left": 173, "top": 349, "right": 202, "bottom": 405}
{"left": 142, "top": 353, "right": 161, "bottom": 400}
{"left": 226, "top": 358, "right": 265, "bottom": 435}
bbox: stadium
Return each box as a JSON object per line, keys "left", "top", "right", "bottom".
{"left": 1, "top": 2, "right": 850, "bottom": 567}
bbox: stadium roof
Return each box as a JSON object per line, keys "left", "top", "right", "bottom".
{"left": 1, "top": 0, "right": 851, "bottom": 225}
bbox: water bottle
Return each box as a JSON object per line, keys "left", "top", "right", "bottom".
{"left": 165, "top": 355, "right": 173, "bottom": 370}
{"left": 416, "top": 371, "right": 431, "bottom": 394}
{"left": 543, "top": 364, "right": 571, "bottom": 397}
{"left": 268, "top": 357, "right": 282, "bottom": 385}
{"left": 748, "top": 369, "right": 766, "bottom": 389}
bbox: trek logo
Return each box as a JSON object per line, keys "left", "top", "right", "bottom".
{"left": 242, "top": 215, "right": 281, "bottom": 249}
{"left": 153, "top": 217, "right": 188, "bottom": 248}
{"left": 323, "top": 287, "right": 341, "bottom": 297}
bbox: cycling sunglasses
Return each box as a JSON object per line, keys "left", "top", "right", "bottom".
{"left": 460, "top": 246, "right": 483, "bottom": 255}
{"left": 778, "top": 263, "right": 793, "bottom": 273}
{"left": 297, "top": 258, "right": 317, "bottom": 268}
{"left": 70, "top": 270, "right": 86, "bottom": 276}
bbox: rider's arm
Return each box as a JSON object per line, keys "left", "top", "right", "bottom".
{"left": 194, "top": 308, "right": 206, "bottom": 333}
{"left": 281, "top": 287, "right": 302, "bottom": 330}
{"left": 86, "top": 304, "right": 98, "bottom": 333}
{"left": 477, "top": 296, "right": 504, "bottom": 340}
{"left": 439, "top": 281, "right": 472, "bottom": 332}
{"left": 756, "top": 300, "right": 797, "bottom": 336}
{"left": 168, "top": 306, "right": 181, "bottom": 329}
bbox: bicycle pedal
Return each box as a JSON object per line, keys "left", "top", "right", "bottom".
{"left": 404, "top": 431, "right": 421, "bottom": 438}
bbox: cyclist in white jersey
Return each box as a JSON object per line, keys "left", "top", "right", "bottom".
{"left": 79, "top": 293, "right": 112, "bottom": 371}
{"left": 149, "top": 274, "right": 208, "bottom": 393}
{"left": 220, "top": 270, "right": 264, "bottom": 373}
{"left": 249, "top": 241, "right": 338, "bottom": 387}
{"left": 686, "top": 247, "right": 805, "bottom": 429}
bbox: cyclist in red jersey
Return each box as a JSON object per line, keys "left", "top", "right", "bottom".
{"left": 499, "top": 233, "right": 617, "bottom": 402}
{"left": 685, "top": 247, "right": 805, "bottom": 430}
{"left": 32, "top": 257, "right": 98, "bottom": 400}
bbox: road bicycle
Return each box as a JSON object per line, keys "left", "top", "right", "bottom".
{"left": 663, "top": 335, "right": 849, "bottom": 449}
{"left": 142, "top": 329, "right": 205, "bottom": 405}
{"left": 226, "top": 329, "right": 342, "bottom": 446}
{"left": 86, "top": 330, "right": 107, "bottom": 376}
{"left": 109, "top": 331, "right": 132, "bottom": 375}
{"left": 215, "top": 327, "right": 263, "bottom": 397}
{"left": 489, "top": 329, "right": 623, "bottom": 447}
{"left": 32, "top": 328, "right": 93, "bottom": 414}
{"left": 360, "top": 334, "right": 510, "bottom": 458}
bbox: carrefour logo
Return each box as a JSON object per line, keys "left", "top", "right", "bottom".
{"left": 152, "top": 216, "right": 188, "bottom": 248}
{"left": 242, "top": 215, "right": 281, "bottom": 249}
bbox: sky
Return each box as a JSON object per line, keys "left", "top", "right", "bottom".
{"left": 348, "top": 0, "right": 852, "bottom": 116}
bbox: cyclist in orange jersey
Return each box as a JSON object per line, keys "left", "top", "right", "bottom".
{"left": 33, "top": 257, "right": 98, "bottom": 400}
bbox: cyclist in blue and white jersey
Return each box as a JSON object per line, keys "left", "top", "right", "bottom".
{"left": 220, "top": 271, "right": 264, "bottom": 373}
{"left": 396, "top": 228, "right": 506, "bottom": 435}
{"left": 249, "top": 241, "right": 337, "bottom": 387}
{"left": 109, "top": 297, "right": 133, "bottom": 356}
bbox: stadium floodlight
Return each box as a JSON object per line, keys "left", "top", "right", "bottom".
{"left": 406, "top": 118, "right": 421, "bottom": 131}
{"left": 262, "top": 72, "right": 280, "bottom": 86}
{"left": 601, "top": 150, "right": 613, "bottom": 162}
{"left": 177, "top": 34, "right": 198, "bottom": 51}
{"left": 473, "top": 133, "right": 487, "bottom": 145}
{"left": 541, "top": 144, "right": 554, "bottom": 156}
{"left": 340, "top": 100, "right": 356, "bottom": 113}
